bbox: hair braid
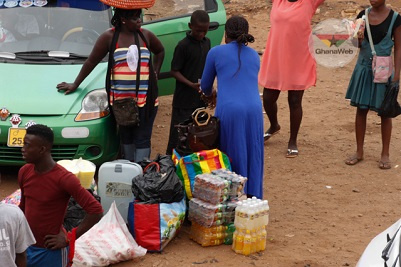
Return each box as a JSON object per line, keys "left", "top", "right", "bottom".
{"left": 225, "top": 15, "right": 255, "bottom": 76}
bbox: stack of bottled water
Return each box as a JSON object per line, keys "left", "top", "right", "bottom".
{"left": 188, "top": 198, "right": 237, "bottom": 227}
{"left": 188, "top": 170, "right": 247, "bottom": 247}
{"left": 192, "top": 174, "right": 231, "bottom": 205}
{"left": 211, "top": 169, "right": 247, "bottom": 198}
{"left": 232, "top": 197, "right": 270, "bottom": 255}
{"left": 190, "top": 221, "right": 235, "bottom": 246}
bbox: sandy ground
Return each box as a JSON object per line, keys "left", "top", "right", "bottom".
{"left": 1, "top": 0, "right": 401, "bottom": 266}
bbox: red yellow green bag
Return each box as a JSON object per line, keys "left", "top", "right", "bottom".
{"left": 172, "top": 149, "right": 231, "bottom": 200}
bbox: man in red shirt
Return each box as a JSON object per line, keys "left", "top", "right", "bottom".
{"left": 18, "top": 124, "right": 103, "bottom": 266}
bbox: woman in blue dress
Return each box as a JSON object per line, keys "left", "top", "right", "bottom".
{"left": 200, "top": 15, "right": 264, "bottom": 199}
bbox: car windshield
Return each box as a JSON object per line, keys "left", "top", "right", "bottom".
{"left": 0, "top": 0, "right": 111, "bottom": 57}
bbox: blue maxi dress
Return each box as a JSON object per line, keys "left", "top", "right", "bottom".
{"left": 200, "top": 41, "right": 264, "bottom": 199}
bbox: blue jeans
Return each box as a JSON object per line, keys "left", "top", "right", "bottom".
{"left": 119, "top": 106, "right": 158, "bottom": 148}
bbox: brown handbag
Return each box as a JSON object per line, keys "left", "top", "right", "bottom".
{"left": 106, "top": 29, "right": 141, "bottom": 127}
{"left": 175, "top": 108, "right": 219, "bottom": 155}
{"left": 111, "top": 97, "right": 140, "bottom": 126}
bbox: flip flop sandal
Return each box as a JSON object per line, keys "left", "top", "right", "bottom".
{"left": 264, "top": 129, "right": 280, "bottom": 141}
{"left": 286, "top": 149, "right": 298, "bottom": 158}
{"left": 379, "top": 161, "right": 391, "bottom": 169}
{"left": 345, "top": 156, "right": 363, "bottom": 165}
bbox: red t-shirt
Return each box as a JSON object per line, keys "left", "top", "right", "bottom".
{"left": 18, "top": 163, "right": 103, "bottom": 248}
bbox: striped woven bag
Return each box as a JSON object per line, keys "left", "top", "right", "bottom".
{"left": 172, "top": 149, "right": 231, "bottom": 200}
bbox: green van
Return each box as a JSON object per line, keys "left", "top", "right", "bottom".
{"left": 0, "top": 0, "right": 226, "bottom": 165}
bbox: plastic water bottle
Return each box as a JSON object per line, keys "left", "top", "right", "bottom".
{"left": 233, "top": 228, "right": 244, "bottom": 254}
{"left": 255, "top": 203, "right": 262, "bottom": 229}
{"left": 259, "top": 226, "right": 267, "bottom": 251}
{"left": 242, "top": 203, "right": 250, "bottom": 230}
{"left": 225, "top": 223, "right": 236, "bottom": 245}
{"left": 234, "top": 202, "right": 243, "bottom": 229}
{"left": 249, "top": 204, "right": 256, "bottom": 230}
{"left": 263, "top": 200, "right": 270, "bottom": 225}
{"left": 243, "top": 230, "right": 252, "bottom": 256}
{"left": 201, "top": 238, "right": 224, "bottom": 247}
{"left": 250, "top": 229, "right": 257, "bottom": 254}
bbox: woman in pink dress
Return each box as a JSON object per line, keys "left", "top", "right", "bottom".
{"left": 259, "top": 0, "right": 324, "bottom": 158}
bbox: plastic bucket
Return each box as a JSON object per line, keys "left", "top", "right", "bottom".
{"left": 57, "top": 160, "right": 79, "bottom": 177}
{"left": 73, "top": 159, "right": 96, "bottom": 189}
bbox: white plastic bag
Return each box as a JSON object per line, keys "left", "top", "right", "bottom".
{"left": 127, "top": 45, "right": 139, "bottom": 72}
{"left": 356, "top": 218, "right": 401, "bottom": 267}
{"left": 72, "top": 202, "right": 146, "bottom": 267}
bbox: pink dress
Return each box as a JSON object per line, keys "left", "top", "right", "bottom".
{"left": 259, "top": 0, "right": 324, "bottom": 90}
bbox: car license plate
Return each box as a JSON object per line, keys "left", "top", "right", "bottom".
{"left": 7, "top": 128, "right": 26, "bottom": 147}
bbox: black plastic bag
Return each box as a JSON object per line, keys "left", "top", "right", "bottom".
{"left": 378, "top": 82, "right": 401, "bottom": 118}
{"left": 63, "top": 189, "right": 101, "bottom": 231}
{"left": 132, "top": 154, "right": 184, "bottom": 204}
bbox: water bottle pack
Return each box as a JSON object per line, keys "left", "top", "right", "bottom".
{"left": 192, "top": 174, "right": 230, "bottom": 205}
{"left": 232, "top": 197, "right": 270, "bottom": 256}
{"left": 192, "top": 170, "right": 248, "bottom": 204}
{"left": 190, "top": 221, "right": 235, "bottom": 247}
{"left": 188, "top": 169, "right": 249, "bottom": 248}
{"left": 211, "top": 169, "right": 247, "bottom": 198}
{"left": 188, "top": 198, "right": 238, "bottom": 227}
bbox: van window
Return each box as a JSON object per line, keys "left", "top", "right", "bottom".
{"left": 0, "top": 0, "right": 110, "bottom": 56}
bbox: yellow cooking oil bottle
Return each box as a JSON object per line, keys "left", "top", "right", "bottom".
{"left": 250, "top": 229, "right": 257, "bottom": 254}
{"left": 259, "top": 226, "right": 267, "bottom": 251}
{"left": 201, "top": 238, "right": 224, "bottom": 247}
{"left": 233, "top": 228, "right": 244, "bottom": 253}
{"left": 242, "top": 230, "right": 252, "bottom": 256}
{"left": 232, "top": 198, "right": 269, "bottom": 255}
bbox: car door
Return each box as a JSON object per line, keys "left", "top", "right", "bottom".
{"left": 142, "top": 0, "right": 226, "bottom": 95}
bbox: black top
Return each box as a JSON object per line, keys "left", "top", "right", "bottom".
{"left": 171, "top": 31, "right": 211, "bottom": 109}
{"left": 357, "top": 9, "right": 401, "bottom": 45}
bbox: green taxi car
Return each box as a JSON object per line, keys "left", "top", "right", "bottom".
{"left": 0, "top": 0, "right": 226, "bottom": 166}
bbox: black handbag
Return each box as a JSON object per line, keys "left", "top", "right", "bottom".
{"left": 111, "top": 97, "right": 140, "bottom": 126}
{"left": 175, "top": 107, "right": 219, "bottom": 156}
{"left": 378, "top": 81, "right": 401, "bottom": 118}
{"left": 105, "top": 29, "right": 141, "bottom": 126}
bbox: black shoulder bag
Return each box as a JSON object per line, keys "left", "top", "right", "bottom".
{"left": 106, "top": 29, "right": 141, "bottom": 127}
{"left": 378, "top": 81, "right": 401, "bottom": 118}
{"left": 137, "top": 30, "right": 159, "bottom": 121}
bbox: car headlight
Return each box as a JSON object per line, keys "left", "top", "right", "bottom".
{"left": 75, "top": 89, "right": 110, "bottom": 121}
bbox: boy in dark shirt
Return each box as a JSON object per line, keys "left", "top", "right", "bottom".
{"left": 166, "top": 10, "right": 211, "bottom": 155}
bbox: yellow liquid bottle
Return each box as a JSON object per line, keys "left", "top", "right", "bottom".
{"left": 255, "top": 227, "right": 262, "bottom": 252}
{"left": 232, "top": 230, "right": 237, "bottom": 251}
{"left": 242, "top": 230, "right": 252, "bottom": 256}
{"left": 234, "top": 229, "right": 244, "bottom": 254}
{"left": 212, "top": 225, "right": 227, "bottom": 234}
{"left": 202, "top": 238, "right": 223, "bottom": 247}
{"left": 250, "top": 229, "right": 257, "bottom": 254}
{"left": 260, "top": 227, "right": 267, "bottom": 251}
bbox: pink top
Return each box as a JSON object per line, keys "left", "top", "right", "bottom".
{"left": 259, "top": 0, "right": 324, "bottom": 90}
